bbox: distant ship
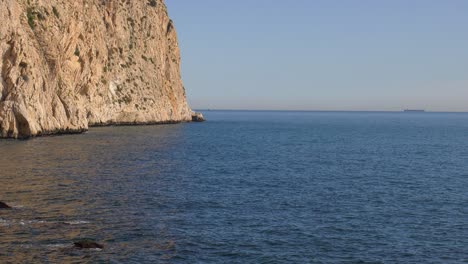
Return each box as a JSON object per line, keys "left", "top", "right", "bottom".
{"left": 403, "top": 109, "right": 425, "bottom": 112}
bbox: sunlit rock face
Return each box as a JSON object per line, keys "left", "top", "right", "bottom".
{"left": 0, "top": 0, "right": 192, "bottom": 138}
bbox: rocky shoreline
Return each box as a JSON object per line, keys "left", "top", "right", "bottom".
{"left": 0, "top": 112, "right": 205, "bottom": 139}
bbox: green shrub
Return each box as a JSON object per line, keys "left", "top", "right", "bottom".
{"left": 27, "top": 7, "right": 35, "bottom": 29}
{"left": 74, "top": 47, "right": 80, "bottom": 57}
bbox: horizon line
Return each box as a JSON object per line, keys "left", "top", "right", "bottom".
{"left": 193, "top": 109, "right": 468, "bottom": 113}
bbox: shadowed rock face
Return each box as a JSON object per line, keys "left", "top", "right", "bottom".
{"left": 192, "top": 112, "right": 205, "bottom": 122}
{"left": 0, "top": 0, "right": 192, "bottom": 138}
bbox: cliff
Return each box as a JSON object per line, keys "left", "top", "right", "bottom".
{"left": 0, "top": 0, "right": 193, "bottom": 138}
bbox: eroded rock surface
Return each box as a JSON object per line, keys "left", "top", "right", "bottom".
{"left": 0, "top": 0, "right": 192, "bottom": 138}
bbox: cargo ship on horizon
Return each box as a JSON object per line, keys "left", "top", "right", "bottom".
{"left": 403, "top": 109, "right": 426, "bottom": 112}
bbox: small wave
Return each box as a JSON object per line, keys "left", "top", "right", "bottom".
{"left": 0, "top": 218, "right": 10, "bottom": 227}
{"left": 19, "top": 243, "right": 71, "bottom": 251}
{"left": 63, "top": 220, "right": 91, "bottom": 225}
{"left": 0, "top": 219, "right": 53, "bottom": 227}
{"left": 9, "top": 204, "right": 25, "bottom": 209}
{"left": 19, "top": 220, "right": 48, "bottom": 226}
{"left": 45, "top": 244, "right": 71, "bottom": 249}
{"left": 0, "top": 219, "right": 91, "bottom": 227}
{"left": 19, "top": 244, "right": 33, "bottom": 249}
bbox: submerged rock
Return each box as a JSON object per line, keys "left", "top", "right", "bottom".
{"left": 192, "top": 112, "right": 205, "bottom": 122}
{"left": 0, "top": 201, "right": 11, "bottom": 209}
{"left": 74, "top": 239, "right": 104, "bottom": 249}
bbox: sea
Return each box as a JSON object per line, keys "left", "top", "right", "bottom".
{"left": 0, "top": 111, "right": 467, "bottom": 263}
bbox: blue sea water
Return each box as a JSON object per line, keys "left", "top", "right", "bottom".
{"left": 0, "top": 111, "right": 467, "bottom": 263}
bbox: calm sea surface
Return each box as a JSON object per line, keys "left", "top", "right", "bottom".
{"left": 0, "top": 111, "right": 467, "bottom": 263}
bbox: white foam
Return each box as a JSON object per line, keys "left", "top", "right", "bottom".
{"left": 19, "top": 220, "right": 49, "bottom": 225}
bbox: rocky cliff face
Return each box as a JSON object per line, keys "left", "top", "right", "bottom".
{"left": 0, "top": 0, "right": 193, "bottom": 138}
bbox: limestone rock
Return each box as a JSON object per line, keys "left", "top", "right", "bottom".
{"left": 191, "top": 112, "right": 205, "bottom": 122}
{"left": 0, "top": 0, "right": 193, "bottom": 138}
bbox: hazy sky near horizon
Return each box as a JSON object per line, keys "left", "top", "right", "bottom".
{"left": 166, "top": 1, "right": 468, "bottom": 111}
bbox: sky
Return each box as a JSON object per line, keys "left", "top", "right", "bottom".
{"left": 166, "top": 0, "right": 468, "bottom": 111}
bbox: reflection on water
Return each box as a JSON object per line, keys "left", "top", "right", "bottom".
{"left": 0, "top": 125, "right": 185, "bottom": 263}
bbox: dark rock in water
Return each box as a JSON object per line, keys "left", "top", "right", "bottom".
{"left": 192, "top": 112, "right": 205, "bottom": 122}
{"left": 74, "top": 239, "right": 104, "bottom": 249}
{"left": 0, "top": 201, "right": 11, "bottom": 209}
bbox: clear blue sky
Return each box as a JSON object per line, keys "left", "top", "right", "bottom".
{"left": 166, "top": 0, "right": 468, "bottom": 111}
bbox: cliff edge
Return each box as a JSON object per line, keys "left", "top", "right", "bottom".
{"left": 0, "top": 0, "right": 193, "bottom": 138}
